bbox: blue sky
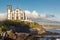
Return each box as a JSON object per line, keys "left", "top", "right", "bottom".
{"left": 0, "top": 0, "right": 60, "bottom": 21}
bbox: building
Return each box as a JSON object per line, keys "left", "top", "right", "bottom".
{"left": 7, "top": 5, "right": 27, "bottom": 20}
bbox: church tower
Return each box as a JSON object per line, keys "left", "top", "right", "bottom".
{"left": 7, "top": 5, "right": 12, "bottom": 20}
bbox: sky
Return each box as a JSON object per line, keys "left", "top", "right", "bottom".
{"left": 0, "top": 0, "right": 60, "bottom": 21}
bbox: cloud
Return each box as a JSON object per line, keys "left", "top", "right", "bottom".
{"left": 25, "top": 10, "right": 31, "bottom": 18}
{"left": 0, "top": 13, "right": 7, "bottom": 21}
{"left": 31, "top": 11, "right": 39, "bottom": 18}
{"left": 25, "top": 10, "right": 55, "bottom": 18}
{"left": 25, "top": 10, "right": 40, "bottom": 18}
{"left": 39, "top": 14, "right": 46, "bottom": 18}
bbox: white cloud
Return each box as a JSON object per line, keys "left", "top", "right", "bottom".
{"left": 25, "top": 10, "right": 39, "bottom": 18}
{"left": 31, "top": 11, "right": 39, "bottom": 18}
{"left": 25, "top": 10, "right": 55, "bottom": 18}
{"left": 25, "top": 10, "right": 31, "bottom": 18}
{"left": 40, "top": 14, "right": 46, "bottom": 18}
{"left": 0, "top": 13, "right": 7, "bottom": 21}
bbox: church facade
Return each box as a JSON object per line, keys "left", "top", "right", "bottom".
{"left": 7, "top": 5, "right": 27, "bottom": 20}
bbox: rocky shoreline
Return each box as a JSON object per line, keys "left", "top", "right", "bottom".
{"left": 0, "top": 31, "right": 60, "bottom": 40}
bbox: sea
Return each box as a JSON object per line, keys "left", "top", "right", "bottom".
{"left": 37, "top": 29, "right": 60, "bottom": 40}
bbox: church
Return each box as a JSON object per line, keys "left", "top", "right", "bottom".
{"left": 7, "top": 5, "right": 27, "bottom": 20}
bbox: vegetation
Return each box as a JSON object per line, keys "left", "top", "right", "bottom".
{"left": 0, "top": 20, "right": 45, "bottom": 34}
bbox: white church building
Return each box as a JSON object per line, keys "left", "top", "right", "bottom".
{"left": 7, "top": 5, "right": 27, "bottom": 20}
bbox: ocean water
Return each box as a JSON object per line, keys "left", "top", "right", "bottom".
{"left": 37, "top": 29, "right": 60, "bottom": 40}
{"left": 46, "top": 29, "right": 60, "bottom": 33}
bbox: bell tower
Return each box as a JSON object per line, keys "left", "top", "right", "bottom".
{"left": 7, "top": 5, "right": 12, "bottom": 20}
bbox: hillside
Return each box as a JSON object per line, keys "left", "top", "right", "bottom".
{"left": 0, "top": 20, "right": 45, "bottom": 34}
